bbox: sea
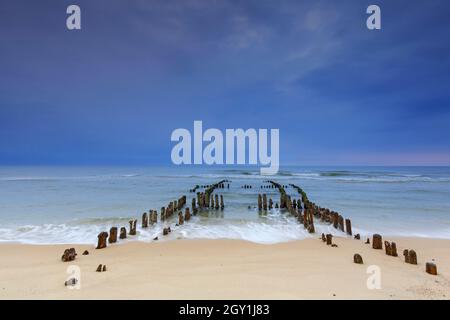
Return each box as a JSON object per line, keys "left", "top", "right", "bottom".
{"left": 0, "top": 166, "right": 449, "bottom": 244}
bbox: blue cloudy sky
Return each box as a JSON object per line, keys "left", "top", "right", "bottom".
{"left": 1, "top": 0, "right": 449, "bottom": 166}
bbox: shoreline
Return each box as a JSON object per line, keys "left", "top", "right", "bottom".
{"left": 0, "top": 237, "right": 449, "bottom": 299}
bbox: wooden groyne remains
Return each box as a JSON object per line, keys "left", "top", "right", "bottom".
{"left": 92, "top": 180, "right": 229, "bottom": 249}
{"left": 257, "top": 181, "right": 353, "bottom": 237}
{"left": 59, "top": 178, "right": 439, "bottom": 278}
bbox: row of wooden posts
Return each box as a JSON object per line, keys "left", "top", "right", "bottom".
{"left": 95, "top": 181, "right": 229, "bottom": 250}
{"left": 258, "top": 181, "right": 353, "bottom": 236}
{"left": 319, "top": 232, "right": 438, "bottom": 275}
{"left": 190, "top": 182, "right": 229, "bottom": 193}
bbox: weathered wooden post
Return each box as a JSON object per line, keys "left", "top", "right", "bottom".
{"left": 409, "top": 250, "right": 417, "bottom": 265}
{"left": 403, "top": 249, "right": 410, "bottom": 263}
{"left": 302, "top": 210, "right": 307, "bottom": 227}
{"left": 384, "top": 241, "right": 392, "bottom": 256}
{"left": 297, "top": 199, "right": 302, "bottom": 210}
{"left": 269, "top": 198, "right": 273, "bottom": 209}
{"left": 263, "top": 194, "right": 268, "bottom": 210}
{"left": 426, "top": 262, "right": 437, "bottom": 275}
{"left": 345, "top": 218, "right": 352, "bottom": 236}
{"left": 205, "top": 193, "right": 210, "bottom": 208}
{"left": 258, "top": 194, "right": 262, "bottom": 210}
{"left": 129, "top": 219, "right": 137, "bottom": 236}
{"left": 61, "top": 248, "right": 77, "bottom": 262}
{"left": 185, "top": 207, "right": 191, "bottom": 221}
{"left": 178, "top": 211, "right": 184, "bottom": 225}
{"left": 108, "top": 227, "right": 117, "bottom": 244}
{"left": 142, "top": 212, "right": 148, "bottom": 228}
{"left": 372, "top": 234, "right": 382, "bottom": 249}
{"left": 332, "top": 212, "right": 338, "bottom": 229}
{"left": 353, "top": 254, "right": 363, "bottom": 264}
{"left": 338, "top": 215, "right": 344, "bottom": 232}
{"left": 119, "top": 227, "right": 127, "bottom": 239}
{"left": 220, "top": 195, "right": 224, "bottom": 209}
{"left": 96, "top": 232, "right": 108, "bottom": 249}
{"left": 197, "top": 192, "right": 202, "bottom": 208}
{"left": 326, "top": 234, "right": 333, "bottom": 245}
{"left": 307, "top": 210, "right": 315, "bottom": 233}
{"left": 215, "top": 194, "right": 219, "bottom": 210}
{"left": 211, "top": 195, "right": 215, "bottom": 209}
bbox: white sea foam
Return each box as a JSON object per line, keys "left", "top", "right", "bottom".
{"left": 1, "top": 218, "right": 449, "bottom": 245}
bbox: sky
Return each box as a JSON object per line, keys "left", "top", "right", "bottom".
{"left": 1, "top": 0, "right": 450, "bottom": 166}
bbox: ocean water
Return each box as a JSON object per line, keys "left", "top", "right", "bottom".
{"left": 0, "top": 166, "right": 449, "bottom": 244}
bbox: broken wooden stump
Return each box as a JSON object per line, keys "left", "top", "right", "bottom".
{"left": 64, "top": 278, "right": 78, "bottom": 287}
{"left": 184, "top": 207, "right": 191, "bottom": 221}
{"left": 96, "top": 232, "right": 108, "bottom": 249}
{"left": 96, "top": 264, "right": 103, "bottom": 272}
{"left": 372, "top": 234, "right": 382, "bottom": 250}
{"left": 353, "top": 254, "right": 363, "bottom": 264}
{"left": 129, "top": 219, "right": 137, "bottom": 236}
{"left": 338, "top": 215, "right": 345, "bottom": 232}
{"left": 61, "top": 248, "right": 77, "bottom": 262}
{"left": 354, "top": 234, "right": 360, "bottom": 240}
{"left": 82, "top": 250, "right": 89, "bottom": 255}
{"left": 268, "top": 198, "right": 273, "bottom": 209}
{"left": 332, "top": 213, "right": 339, "bottom": 229}
{"left": 178, "top": 211, "right": 184, "bottom": 225}
{"left": 163, "top": 227, "right": 170, "bottom": 236}
{"left": 405, "top": 249, "right": 417, "bottom": 265}
{"left": 321, "top": 233, "right": 326, "bottom": 242}
{"left": 108, "top": 227, "right": 117, "bottom": 244}
{"left": 365, "top": 238, "right": 370, "bottom": 244}
{"left": 326, "top": 234, "right": 333, "bottom": 245}
{"left": 220, "top": 195, "right": 224, "bottom": 209}
{"left": 258, "top": 194, "right": 262, "bottom": 210}
{"left": 426, "top": 262, "right": 437, "bottom": 275}
{"left": 119, "top": 227, "right": 127, "bottom": 239}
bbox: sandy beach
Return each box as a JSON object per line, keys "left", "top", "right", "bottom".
{"left": 0, "top": 237, "right": 449, "bottom": 300}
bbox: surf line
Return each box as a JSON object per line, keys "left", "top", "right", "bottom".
{"left": 170, "top": 120, "right": 279, "bottom": 175}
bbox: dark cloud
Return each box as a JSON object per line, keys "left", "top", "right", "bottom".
{"left": 0, "top": 0, "right": 450, "bottom": 165}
